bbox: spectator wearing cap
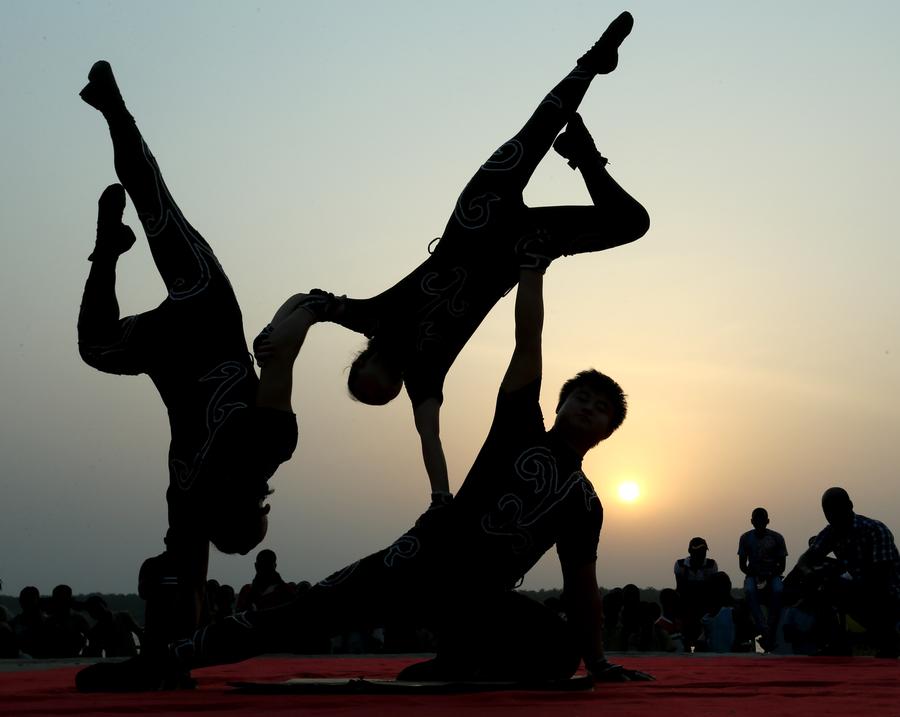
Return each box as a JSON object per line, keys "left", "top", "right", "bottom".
{"left": 674, "top": 537, "right": 719, "bottom": 649}
{"left": 738, "top": 507, "right": 788, "bottom": 651}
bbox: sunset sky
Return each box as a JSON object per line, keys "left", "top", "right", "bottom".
{"left": 2, "top": 1, "right": 899, "bottom": 597}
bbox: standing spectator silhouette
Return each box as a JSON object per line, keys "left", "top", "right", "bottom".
{"left": 738, "top": 507, "right": 787, "bottom": 651}
{"left": 236, "top": 549, "right": 298, "bottom": 612}
{"left": 674, "top": 537, "right": 719, "bottom": 650}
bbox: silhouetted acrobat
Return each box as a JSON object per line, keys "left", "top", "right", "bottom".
{"left": 75, "top": 61, "right": 309, "bottom": 658}
{"left": 308, "top": 10, "right": 649, "bottom": 505}
{"left": 156, "top": 265, "right": 654, "bottom": 688}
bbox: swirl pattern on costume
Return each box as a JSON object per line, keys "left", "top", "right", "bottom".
{"left": 480, "top": 447, "right": 588, "bottom": 553}
{"left": 540, "top": 91, "right": 563, "bottom": 109}
{"left": 171, "top": 360, "right": 249, "bottom": 492}
{"left": 137, "top": 139, "right": 216, "bottom": 301}
{"left": 453, "top": 191, "right": 501, "bottom": 230}
{"left": 568, "top": 66, "right": 593, "bottom": 82}
{"left": 317, "top": 560, "right": 361, "bottom": 588}
{"left": 383, "top": 534, "right": 420, "bottom": 567}
{"left": 580, "top": 475, "right": 599, "bottom": 512}
{"left": 77, "top": 314, "right": 140, "bottom": 365}
{"left": 481, "top": 139, "right": 524, "bottom": 172}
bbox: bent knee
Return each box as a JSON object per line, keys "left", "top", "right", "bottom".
{"left": 630, "top": 203, "right": 651, "bottom": 240}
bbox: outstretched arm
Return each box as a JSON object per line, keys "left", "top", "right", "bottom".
{"left": 413, "top": 398, "right": 451, "bottom": 497}
{"left": 500, "top": 268, "right": 544, "bottom": 393}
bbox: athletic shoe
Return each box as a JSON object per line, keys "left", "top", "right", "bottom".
{"left": 577, "top": 11, "right": 634, "bottom": 75}
{"left": 79, "top": 60, "right": 127, "bottom": 114}
{"left": 552, "top": 113, "right": 608, "bottom": 170}
{"left": 89, "top": 183, "right": 136, "bottom": 261}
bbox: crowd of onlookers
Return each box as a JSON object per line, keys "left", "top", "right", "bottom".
{"left": 3, "top": 487, "right": 898, "bottom": 659}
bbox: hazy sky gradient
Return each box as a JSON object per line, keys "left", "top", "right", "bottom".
{"left": 2, "top": 1, "right": 899, "bottom": 596}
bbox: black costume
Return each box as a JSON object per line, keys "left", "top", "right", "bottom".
{"left": 339, "top": 64, "right": 648, "bottom": 407}
{"left": 188, "top": 378, "right": 602, "bottom": 680}
{"left": 77, "top": 63, "right": 297, "bottom": 644}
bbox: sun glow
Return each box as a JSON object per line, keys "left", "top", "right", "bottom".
{"left": 617, "top": 481, "right": 641, "bottom": 503}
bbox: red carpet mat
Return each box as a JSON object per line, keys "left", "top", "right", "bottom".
{"left": 2, "top": 655, "right": 899, "bottom": 717}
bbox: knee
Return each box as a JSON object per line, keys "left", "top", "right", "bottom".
{"left": 743, "top": 577, "right": 757, "bottom": 595}
{"left": 630, "top": 203, "right": 651, "bottom": 240}
{"left": 771, "top": 577, "right": 784, "bottom": 595}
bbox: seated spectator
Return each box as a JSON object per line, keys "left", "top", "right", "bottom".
{"left": 738, "top": 507, "right": 788, "bottom": 651}
{"left": 0, "top": 606, "right": 19, "bottom": 658}
{"left": 653, "top": 588, "right": 685, "bottom": 652}
{"left": 236, "top": 549, "right": 298, "bottom": 612}
{"left": 83, "top": 596, "right": 141, "bottom": 658}
{"left": 674, "top": 537, "right": 718, "bottom": 649}
{"left": 619, "top": 584, "right": 655, "bottom": 651}
{"left": 10, "top": 586, "right": 47, "bottom": 658}
{"left": 797, "top": 487, "right": 900, "bottom": 657}
{"left": 698, "top": 571, "right": 736, "bottom": 652}
{"left": 213, "top": 584, "right": 236, "bottom": 624}
{"left": 601, "top": 587, "right": 623, "bottom": 651}
{"left": 44, "top": 584, "right": 89, "bottom": 657}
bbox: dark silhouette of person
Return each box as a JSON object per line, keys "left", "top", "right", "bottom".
{"left": 618, "top": 584, "right": 648, "bottom": 651}
{"left": 77, "top": 193, "right": 653, "bottom": 691}
{"left": 212, "top": 585, "right": 236, "bottom": 625}
{"left": 601, "top": 586, "right": 624, "bottom": 651}
{"left": 236, "top": 549, "right": 298, "bottom": 612}
{"left": 653, "top": 588, "right": 685, "bottom": 652}
{"left": 795, "top": 487, "right": 900, "bottom": 657}
{"left": 674, "top": 537, "right": 719, "bottom": 650}
{"left": 44, "top": 585, "right": 89, "bottom": 657}
{"left": 738, "top": 507, "right": 787, "bottom": 651}
{"left": 74, "top": 61, "right": 315, "bottom": 659}
{"left": 0, "top": 606, "right": 18, "bottom": 659}
{"left": 160, "top": 263, "right": 653, "bottom": 686}
{"left": 697, "top": 572, "right": 737, "bottom": 652}
{"left": 306, "top": 11, "right": 649, "bottom": 505}
{"left": 138, "top": 531, "right": 193, "bottom": 657}
{"left": 10, "top": 586, "right": 48, "bottom": 658}
{"left": 83, "top": 595, "right": 142, "bottom": 658}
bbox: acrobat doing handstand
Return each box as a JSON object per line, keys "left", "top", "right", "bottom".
{"left": 302, "top": 11, "right": 649, "bottom": 506}
{"left": 76, "top": 61, "right": 322, "bottom": 658}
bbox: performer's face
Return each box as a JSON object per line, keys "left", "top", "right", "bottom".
{"left": 554, "top": 387, "right": 613, "bottom": 446}
{"left": 350, "top": 353, "right": 403, "bottom": 405}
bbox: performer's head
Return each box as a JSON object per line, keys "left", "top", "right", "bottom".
{"left": 207, "top": 489, "right": 272, "bottom": 556}
{"left": 553, "top": 369, "right": 626, "bottom": 452}
{"left": 348, "top": 339, "right": 404, "bottom": 405}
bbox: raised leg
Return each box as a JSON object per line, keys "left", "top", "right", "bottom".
{"left": 80, "top": 61, "right": 228, "bottom": 302}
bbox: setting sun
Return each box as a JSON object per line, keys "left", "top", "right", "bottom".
{"left": 617, "top": 481, "right": 641, "bottom": 503}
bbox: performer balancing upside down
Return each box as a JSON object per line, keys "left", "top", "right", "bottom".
{"left": 79, "top": 259, "right": 652, "bottom": 689}
{"left": 76, "top": 61, "right": 315, "bottom": 658}
{"left": 306, "top": 11, "right": 649, "bottom": 506}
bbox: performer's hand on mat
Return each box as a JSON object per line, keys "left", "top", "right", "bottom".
{"left": 589, "top": 659, "right": 655, "bottom": 682}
